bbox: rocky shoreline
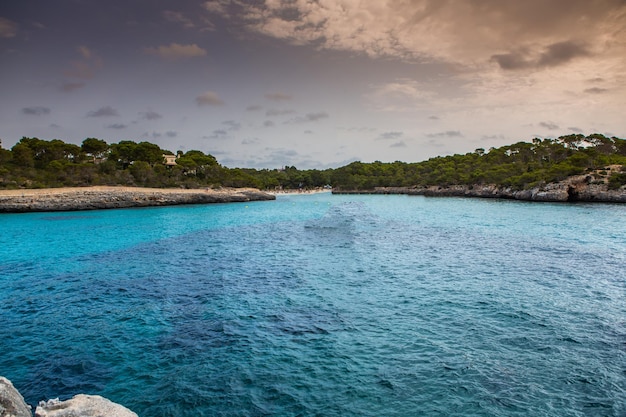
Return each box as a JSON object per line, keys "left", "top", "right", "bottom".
{"left": 333, "top": 175, "right": 626, "bottom": 203}
{"left": 1, "top": 376, "right": 138, "bottom": 417}
{"left": 0, "top": 186, "right": 275, "bottom": 213}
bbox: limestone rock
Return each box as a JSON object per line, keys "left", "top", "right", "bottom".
{"left": 0, "top": 377, "right": 31, "bottom": 417}
{"left": 35, "top": 395, "right": 137, "bottom": 417}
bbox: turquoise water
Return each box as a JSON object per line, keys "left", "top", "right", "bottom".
{"left": 1, "top": 193, "right": 625, "bottom": 416}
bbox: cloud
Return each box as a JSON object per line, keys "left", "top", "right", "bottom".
{"left": 568, "top": 127, "right": 584, "bottom": 133}
{"left": 266, "top": 108, "right": 295, "bottom": 117}
{"left": 106, "top": 123, "right": 127, "bottom": 129}
{"left": 87, "top": 106, "right": 119, "bottom": 117}
{"left": 140, "top": 110, "right": 163, "bottom": 120}
{"left": 426, "top": 131, "right": 462, "bottom": 138}
{"left": 0, "top": 17, "right": 18, "bottom": 38}
{"left": 378, "top": 131, "right": 403, "bottom": 140}
{"left": 222, "top": 120, "right": 241, "bottom": 131}
{"left": 537, "top": 41, "right": 590, "bottom": 67}
{"left": 213, "top": 1, "right": 625, "bottom": 73}
{"left": 64, "top": 46, "right": 102, "bottom": 80}
{"left": 265, "top": 92, "right": 293, "bottom": 101}
{"left": 287, "top": 112, "right": 329, "bottom": 124}
{"left": 204, "top": 129, "right": 228, "bottom": 139}
{"left": 539, "top": 121, "right": 559, "bottom": 130}
{"left": 390, "top": 141, "right": 407, "bottom": 148}
{"left": 196, "top": 91, "right": 224, "bottom": 106}
{"left": 166, "top": 131, "right": 178, "bottom": 138}
{"left": 242, "top": 138, "right": 260, "bottom": 145}
{"left": 145, "top": 43, "right": 207, "bottom": 59}
{"left": 304, "top": 130, "right": 313, "bottom": 134}
{"left": 22, "top": 106, "right": 51, "bottom": 116}
{"left": 246, "top": 105, "right": 262, "bottom": 111}
{"left": 163, "top": 10, "right": 195, "bottom": 29}
{"left": 491, "top": 41, "right": 590, "bottom": 70}
{"left": 60, "top": 82, "right": 85, "bottom": 92}
{"left": 584, "top": 87, "right": 608, "bottom": 94}
{"left": 263, "top": 120, "right": 275, "bottom": 127}
{"left": 428, "top": 115, "right": 440, "bottom": 120}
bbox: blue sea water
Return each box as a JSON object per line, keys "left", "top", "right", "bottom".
{"left": 1, "top": 193, "right": 625, "bottom": 416}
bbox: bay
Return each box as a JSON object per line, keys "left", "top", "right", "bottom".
{"left": 1, "top": 193, "right": 625, "bottom": 416}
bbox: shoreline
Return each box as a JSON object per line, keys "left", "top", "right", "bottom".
{"left": 0, "top": 186, "right": 275, "bottom": 213}
{"left": 332, "top": 180, "right": 626, "bottom": 203}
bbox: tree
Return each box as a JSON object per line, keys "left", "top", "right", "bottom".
{"left": 82, "top": 138, "right": 109, "bottom": 160}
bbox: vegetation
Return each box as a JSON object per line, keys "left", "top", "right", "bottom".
{"left": 0, "top": 134, "right": 625, "bottom": 191}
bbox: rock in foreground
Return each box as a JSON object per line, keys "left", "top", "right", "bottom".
{"left": 35, "top": 395, "right": 137, "bottom": 417}
{"left": 0, "top": 377, "right": 31, "bottom": 417}
{"left": 0, "top": 186, "right": 275, "bottom": 213}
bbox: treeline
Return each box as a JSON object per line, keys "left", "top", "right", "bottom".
{"left": 0, "top": 137, "right": 331, "bottom": 190}
{"left": 0, "top": 134, "right": 625, "bottom": 191}
{"left": 331, "top": 134, "right": 626, "bottom": 190}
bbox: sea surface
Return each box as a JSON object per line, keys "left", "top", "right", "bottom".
{"left": 1, "top": 193, "right": 625, "bottom": 416}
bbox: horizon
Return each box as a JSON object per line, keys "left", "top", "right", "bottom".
{"left": 1, "top": 1, "right": 625, "bottom": 169}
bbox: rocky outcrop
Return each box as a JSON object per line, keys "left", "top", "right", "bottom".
{"left": 333, "top": 176, "right": 626, "bottom": 203}
{"left": 35, "top": 395, "right": 137, "bottom": 417}
{"left": 0, "top": 377, "right": 137, "bottom": 417}
{"left": 0, "top": 186, "right": 275, "bottom": 213}
{"left": 0, "top": 377, "right": 31, "bottom": 417}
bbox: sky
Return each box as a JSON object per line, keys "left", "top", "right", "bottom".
{"left": 1, "top": 0, "right": 625, "bottom": 169}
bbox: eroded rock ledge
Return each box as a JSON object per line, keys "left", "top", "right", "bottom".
{"left": 0, "top": 186, "right": 275, "bottom": 213}
{"left": 333, "top": 176, "right": 626, "bottom": 203}
{"left": 1, "top": 377, "right": 137, "bottom": 417}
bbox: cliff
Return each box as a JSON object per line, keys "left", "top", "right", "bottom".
{"left": 0, "top": 186, "right": 275, "bottom": 213}
{"left": 333, "top": 175, "right": 626, "bottom": 203}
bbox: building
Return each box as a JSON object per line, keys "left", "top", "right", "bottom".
{"left": 163, "top": 154, "right": 177, "bottom": 166}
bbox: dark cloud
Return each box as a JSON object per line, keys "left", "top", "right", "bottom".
{"left": 266, "top": 108, "right": 295, "bottom": 117}
{"left": 204, "top": 129, "right": 228, "bottom": 139}
{"left": 22, "top": 106, "right": 50, "bottom": 116}
{"left": 378, "top": 131, "right": 403, "bottom": 140}
{"left": 106, "top": 123, "right": 127, "bottom": 129}
{"left": 166, "top": 131, "right": 178, "bottom": 138}
{"left": 264, "top": 120, "right": 275, "bottom": 127}
{"left": 390, "top": 141, "right": 407, "bottom": 148}
{"left": 428, "top": 115, "right": 440, "bottom": 120}
{"left": 60, "top": 82, "right": 85, "bottom": 92}
{"left": 287, "top": 112, "right": 329, "bottom": 124}
{"left": 490, "top": 52, "right": 531, "bottom": 70}
{"left": 246, "top": 105, "right": 262, "bottom": 111}
{"left": 492, "top": 41, "right": 590, "bottom": 70}
{"left": 426, "top": 130, "right": 462, "bottom": 138}
{"left": 568, "top": 127, "right": 584, "bottom": 133}
{"left": 222, "top": 120, "right": 241, "bottom": 131}
{"left": 584, "top": 87, "right": 608, "bottom": 94}
{"left": 304, "top": 130, "right": 313, "bottom": 134}
{"left": 140, "top": 110, "right": 163, "bottom": 120}
{"left": 537, "top": 41, "right": 590, "bottom": 67}
{"left": 539, "top": 121, "right": 559, "bottom": 130}
{"left": 265, "top": 92, "right": 293, "bottom": 101}
{"left": 87, "top": 106, "right": 119, "bottom": 117}
{"left": 242, "top": 138, "right": 260, "bottom": 145}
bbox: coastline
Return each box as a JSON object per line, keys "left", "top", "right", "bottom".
{"left": 333, "top": 177, "right": 626, "bottom": 203}
{"left": 0, "top": 186, "right": 275, "bottom": 213}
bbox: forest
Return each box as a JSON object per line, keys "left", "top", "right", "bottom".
{"left": 0, "top": 134, "right": 625, "bottom": 191}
